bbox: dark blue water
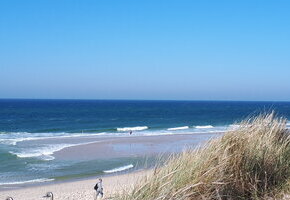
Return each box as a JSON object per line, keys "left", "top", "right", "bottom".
{"left": 1, "top": 99, "right": 290, "bottom": 187}
{"left": 1, "top": 99, "right": 290, "bottom": 133}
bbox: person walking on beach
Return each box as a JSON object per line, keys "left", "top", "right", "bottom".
{"left": 94, "top": 178, "right": 103, "bottom": 199}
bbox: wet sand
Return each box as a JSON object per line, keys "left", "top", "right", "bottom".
{"left": 54, "top": 133, "right": 219, "bottom": 160}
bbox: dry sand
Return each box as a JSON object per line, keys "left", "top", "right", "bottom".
{"left": 0, "top": 170, "right": 151, "bottom": 200}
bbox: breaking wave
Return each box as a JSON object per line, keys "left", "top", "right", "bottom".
{"left": 167, "top": 126, "right": 189, "bottom": 131}
{"left": 103, "top": 164, "right": 134, "bottom": 173}
{"left": 195, "top": 125, "right": 214, "bottom": 129}
{"left": 0, "top": 132, "right": 106, "bottom": 146}
{"left": 117, "top": 126, "right": 148, "bottom": 132}
{"left": 9, "top": 142, "right": 95, "bottom": 161}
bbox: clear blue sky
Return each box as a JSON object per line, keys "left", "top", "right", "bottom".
{"left": 0, "top": 0, "right": 289, "bottom": 101}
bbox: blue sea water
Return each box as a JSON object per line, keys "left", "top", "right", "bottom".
{"left": 0, "top": 99, "right": 290, "bottom": 187}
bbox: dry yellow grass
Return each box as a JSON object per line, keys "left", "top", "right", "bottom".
{"left": 117, "top": 113, "right": 290, "bottom": 200}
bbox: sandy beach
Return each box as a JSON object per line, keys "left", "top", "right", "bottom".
{"left": 0, "top": 133, "right": 221, "bottom": 198}
{"left": 0, "top": 133, "right": 220, "bottom": 200}
{"left": 0, "top": 170, "right": 151, "bottom": 200}
{"left": 53, "top": 133, "right": 218, "bottom": 160}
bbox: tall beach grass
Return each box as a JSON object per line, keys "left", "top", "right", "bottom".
{"left": 117, "top": 113, "right": 290, "bottom": 199}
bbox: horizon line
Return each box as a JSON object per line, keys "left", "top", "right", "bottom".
{"left": 0, "top": 98, "right": 290, "bottom": 103}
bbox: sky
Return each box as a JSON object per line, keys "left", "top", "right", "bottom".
{"left": 0, "top": 0, "right": 289, "bottom": 101}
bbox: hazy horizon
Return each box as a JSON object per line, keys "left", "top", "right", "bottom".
{"left": 1, "top": 98, "right": 290, "bottom": 103}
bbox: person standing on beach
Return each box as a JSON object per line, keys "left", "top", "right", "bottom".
{"left": 94, "top": 178, "right": 103, "bottom": 199}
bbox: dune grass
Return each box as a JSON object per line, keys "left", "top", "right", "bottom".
{"left": 117, "top": 113, "right": 290, "bottom": 200}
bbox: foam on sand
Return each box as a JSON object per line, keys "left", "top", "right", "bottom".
{"left": 117, "top": 126, "right": 148, "bottom": 132}
{"left": 0, "top": 178, "right": 54, "bottom": 186}
{"left": 103, "top": 164, "right": 134, "bottom": 173}
{"left": 167, "top": 126, "right": 189, "bottom": 131}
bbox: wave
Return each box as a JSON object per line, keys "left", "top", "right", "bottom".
{"left": 0, "top": 132, "right": 106, "bottom": 146}
{"left": 0, "top": 178, "right": 54, "bottom": 186}
{"left": 195, "top": 125, "right": 214, "bottom": 129}
{"left": 117, "top": 126, "right": 148, "bottom": 132}
{"left": 228, "top": 124, "right": 241, "bottom": 130}
{"left": 103, "top": 164, "right": 134, "bottom": 173}
{"left": 0, "top": 137, "right": 45, "bottom": 146}
{"left": 9, "top": 142, "right": 95, "bottom": 161}
{"left": 0, "top": 124, "right": 233, "bottom": 147}
{"left": 167, "top": 126, "right": 189, "bottom": 131}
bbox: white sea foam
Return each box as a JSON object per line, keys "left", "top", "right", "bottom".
{"left": 0, "top": 137, "right": 43, "bottom": 146}
{"left": 167, "top": 126, "right": 189, "bottom": 131}
{"left": 117, "top": 126, "right": 148, "bottom": 132}
{"left": 0, "top": 178, "right": 54, "bottom": 186}
{"left": 9, "top": 142, "right": 95, "bottom": 160}
{"left": 103, "top": 164, "right": 134, "bottom": 173}
{"left": 0, "top": 132, "right": 106, "bottom": 145}
{"left": 195, "top": 125, "right": 214, "bottom": 129}
{"left": 228, "top": 124, "right": 241, "bottom": 130}
{"left": 0, "top": 124, "right": 229, "bottom": 147}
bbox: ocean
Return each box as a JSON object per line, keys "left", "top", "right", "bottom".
{"left": 1, "top": 99, "right": 290, "bottom": 188}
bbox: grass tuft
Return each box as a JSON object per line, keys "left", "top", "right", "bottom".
{"left": 117, "top": 113, "right": 290, "bottom": 200}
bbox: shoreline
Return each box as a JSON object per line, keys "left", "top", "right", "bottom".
{"left": 0, "top": 133, "right": 222, "bottom": 191}
{"left": 54, "top": 133, "right": 220, "bottom": 160}
{"left": 0, "top": 169, "right": 152, "bottom": 200}
{"left": 0, "top": 166, "right": 144, "bottom": 192}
